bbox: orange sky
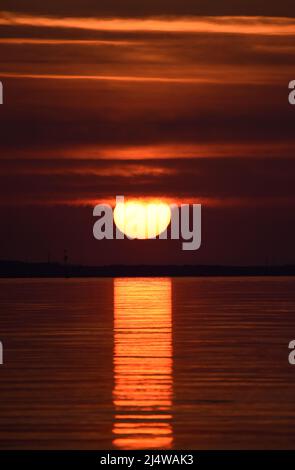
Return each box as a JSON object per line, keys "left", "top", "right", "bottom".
{"left": 0, "top": 3, "right": 295, "bottom": 264}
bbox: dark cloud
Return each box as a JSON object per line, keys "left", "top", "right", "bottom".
{"left": 1, "top": 14, "right": 294, "bottom": 159}
{"left": 1, "top": 30, "right": 295, "bottom": 67}
{"left": 0, "top": 157, "right": 294, "bottom": 206}
{"left": 0, "top": 76, "right": 294, "bottom": 158}
{"left": 1, "top": 0, "right": 295, "bottom": 17}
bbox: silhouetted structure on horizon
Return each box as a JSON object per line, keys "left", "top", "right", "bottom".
{"left": 0, "top": 260, "right": 295, "bottom": 278}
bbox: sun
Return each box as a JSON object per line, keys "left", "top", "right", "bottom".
{"left": 113, "top": 199, "right": 171, "bottom": 239}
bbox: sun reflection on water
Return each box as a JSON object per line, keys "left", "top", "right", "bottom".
{"left": 113, "top": 278, "right": 173, "bottom": 450}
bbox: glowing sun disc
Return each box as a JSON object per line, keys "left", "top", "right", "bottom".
{"left": 114, "top": 200, "right": 171, "bottom": 239}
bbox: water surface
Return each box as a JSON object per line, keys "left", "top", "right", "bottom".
{"left": 0, "top": 277, "right": 295, "bottom": 449}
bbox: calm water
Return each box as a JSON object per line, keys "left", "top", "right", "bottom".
{"left": 0, "top": 277, "right": 295, "bottom": 449}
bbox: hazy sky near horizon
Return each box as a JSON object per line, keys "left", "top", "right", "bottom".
{"left": 0, "top": 3, "right": 294, "bottom": 264}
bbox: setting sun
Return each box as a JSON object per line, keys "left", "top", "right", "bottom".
{"left": 113, "top": 199, "right": 171, "bottom": 239}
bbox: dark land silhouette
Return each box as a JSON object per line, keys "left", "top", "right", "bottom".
{"left": 1, "top": 260, "right": 295, "bottom": 278}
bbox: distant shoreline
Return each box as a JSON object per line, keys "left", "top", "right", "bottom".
{"left": 0, "top": 260, "right": 295, "bottom": 278}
